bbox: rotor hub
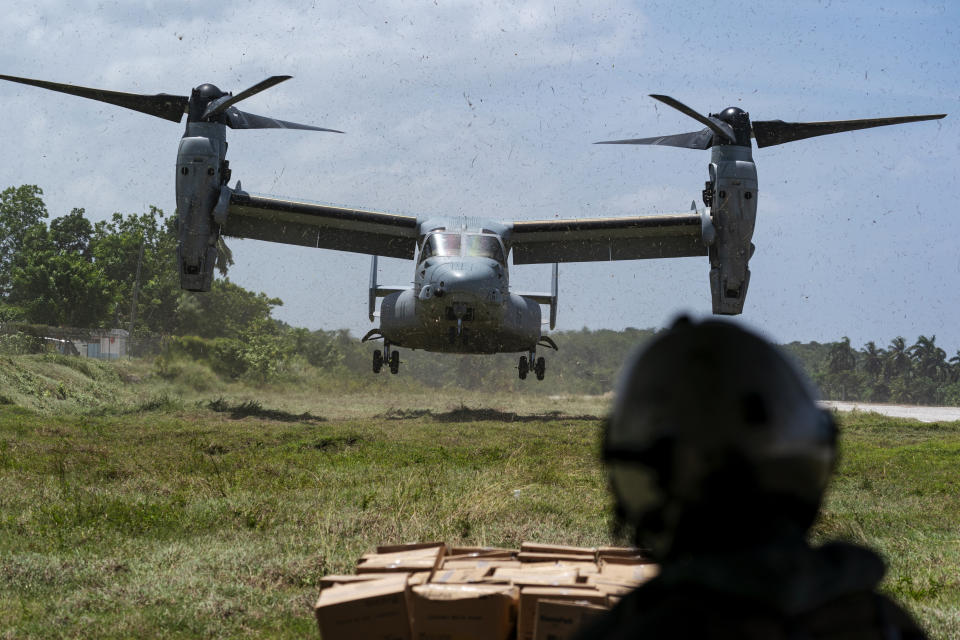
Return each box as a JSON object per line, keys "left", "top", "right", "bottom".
{"left": 713, "top": 106, "right": 752, "bottom": 147}
{"left": 188, "top": 83, "right": 229, "bottom": 123}
{"left": 193, "top": 83, "right": 226, "bottom": 100}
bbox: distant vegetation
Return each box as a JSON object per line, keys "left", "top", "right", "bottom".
{"left": 3, "top": 184, "right": 960, "bottom": 404}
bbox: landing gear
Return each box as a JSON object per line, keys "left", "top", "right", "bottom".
{"left": 389, "top": 350, "right": 400, "bottom": 375}
{"left": 519, "top": 351, "right": 546, "bottom": 381}
{"left": 373, "top": 342, "right": 401, "bottom": 375}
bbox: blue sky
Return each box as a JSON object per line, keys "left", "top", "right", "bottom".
{"left": 1, "top": 1, "right": 957, "bottom": 352}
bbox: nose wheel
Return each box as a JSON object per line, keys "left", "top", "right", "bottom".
{"left": 518, "top": 351, "right": 546, "bottom": 381}
{"left": 373, "top": 342, "right": 401, "bottom": 375}
{"left": 534, "top": 356, "right": 546, "bottom": 381}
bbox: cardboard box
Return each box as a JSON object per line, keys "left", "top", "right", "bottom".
{"left": 315, "top": 577, "right": 412, "bottom": 640}
{"left": 518, "top": 561, "right": 598, "bottom": 577}
{"left": 593, "top": 562, "right": 659, "bottom": 585}
{"left": 532, "top": 598, "right": 608, "bottom": 640}
{"left": 321, "top": 573, "right": 406, "bottom": 590}
{"left": 490, "top": 567, "right": 579, "bottom": 587}
{"left": 518, "top": 552, "right": 597, "bottom": 564}
{"left": 597, "top": 555, "right": 652, "bottom": 565}
{"left": 520, "top": 542, "right": 597, "bottom": 557}
{"left": 596, "top": 545, "right": 645, "bottom": 558}
{"left": 448, "top": 547, "right": 516, "bottom": 559}
{"left": 441, "top": 558, "right": 523, "bottom": 572}
{"left": 410, "top": 583, "right": 519, "bottom": 640}
{"left": 358, "top": 546, "right": 446, "bottom": 574}
{"left": 431, "top": 568, "right": 496, "bottom": 584}
{"left": 321, "top": 572, "right": 430, "bottom": 590}
{"left": 377, "top": 542, "right": 446, "bottom": 555}
{"left": 589, "top": 581, "right": 634, "bottom": 598}
{"left": 517, "top": 587, "right": 608, "bottom": 640}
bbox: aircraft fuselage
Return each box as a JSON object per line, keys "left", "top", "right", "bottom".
{"left": 377, "top": 227, "right": 544, "bottom": 354}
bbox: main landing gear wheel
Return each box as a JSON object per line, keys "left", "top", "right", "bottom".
{"left": 518, "top": 355, "right": 529, "bottom": 380}
{"left": 372, "top": 350, "right": 383, "bottom": 373}
{"left": 534, "top": 356, "right": 546, "bottom": 381}
{"left": 389, "top": 350, "right": 400, "bottom": 374}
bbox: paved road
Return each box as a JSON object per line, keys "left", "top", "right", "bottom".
{"left": 820, "top": 401, "right": 960, "bottom": 423}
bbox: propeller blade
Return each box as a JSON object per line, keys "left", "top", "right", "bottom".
{"left": 752, "top": 114, "right": 946, "bottom": 148}
{"left": 649, "top": 94, "right": 735, "bottom": 143}
{"left": 595, "top": 128, "right": 715, "bottom": 150}
{"left": 202, "top": 75, "right": 292, "bottom": 119}
{"left": 0, "top": 73, "right": 187, "bottom": 123}
{"left": 224, "top": 107, "right": 343, "bottom": 133}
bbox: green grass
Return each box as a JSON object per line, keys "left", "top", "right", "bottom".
{"left": 811, "top": 414, "right": 960, "bottom": 636}
{"left": 0, "top": 401, "right": 613, "bottom": 638}
{"left": 0, "top": 354, "right": 957, "bottom": 637}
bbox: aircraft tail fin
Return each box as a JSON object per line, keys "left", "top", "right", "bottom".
{"left": 517, "top": 263, "right": 559, "bottom": 329}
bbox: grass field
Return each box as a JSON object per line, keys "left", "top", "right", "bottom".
{"left": 0, "top": 354, "right": 958, "bottom": 638}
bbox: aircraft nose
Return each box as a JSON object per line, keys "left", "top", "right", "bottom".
{"left": 420, "top": 261, "right": 502, "bottom": 302}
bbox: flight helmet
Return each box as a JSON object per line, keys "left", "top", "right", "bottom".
{"left": 604, "top": 317, "right": 837, "bottom": 559}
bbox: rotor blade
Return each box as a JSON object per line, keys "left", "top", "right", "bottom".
{"left": 0, "top": 73, "right": 187, "bottom": 123}
{"left": 203, "top": 75, "right": 292, "bottom": 119}
{"left": 649, "top": 94, "right": 735, "bottom": 143}
{"left": 224, "top": 107, "right": 343, "bottom": 133}
{"left": 595, "top": 127, "right": 715, "bottom": 150}
{"left": 752, "top": 114, "right": 946, "bottom": 148}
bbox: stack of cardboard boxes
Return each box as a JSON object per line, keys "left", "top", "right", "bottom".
{"left": 314, "top": 541, "right": 658, "bottom": 640}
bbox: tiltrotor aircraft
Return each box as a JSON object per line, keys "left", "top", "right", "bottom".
{"left": 0, "top": 74, "right": 945, "bottom": 379}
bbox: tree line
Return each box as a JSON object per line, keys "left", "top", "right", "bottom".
{"left": 0, "top": 184, "right": 279, "bottom": 337}
{"left": 3, "top": 184, "right": 959, "bottom": 403}
{"left": 782, "top": 336, "right": 960, "bottom": 406}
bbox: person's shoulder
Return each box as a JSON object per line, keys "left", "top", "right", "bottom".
{"left": 572, "top": 580, "right": 928, "bottom": 640}
{"left": 797, "top": 590, "right": 928, "bottom": 639}
{"left": 571, "top": 580, "right": 788, "bottom": 640}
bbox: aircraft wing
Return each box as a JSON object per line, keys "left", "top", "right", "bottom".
{"left": 223, "top": 191, "right": 419, "bottom": 259}
{"left": 508, "top": 213, "right": 707, "bottom": 264}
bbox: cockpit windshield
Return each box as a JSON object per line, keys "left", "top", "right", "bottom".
{"left": 463, "top": 234, "right": 505, "bottom": 263}
{"left": 419, "top": 232, "right": 506, "bottom": 264}
{"left": 420, "top": 232, "right": 461, "bottom": 260}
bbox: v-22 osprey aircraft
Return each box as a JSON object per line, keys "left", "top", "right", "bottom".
{"left": 0, "top": 74, "right": 945, "bottom": 379}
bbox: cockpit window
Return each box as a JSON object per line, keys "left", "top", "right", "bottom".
{"left": 463, "top": 234, "right": 505, "bottom": 263}
{"left": 420, "top": 232, "right": 462, "bottom": 260}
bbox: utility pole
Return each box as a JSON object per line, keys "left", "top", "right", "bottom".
{"left": 127, "top": 237, "right": 145, "bottom": 356}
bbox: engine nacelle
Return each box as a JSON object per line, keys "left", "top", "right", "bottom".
{"left": 706, "top": 145, "right": 758, "bottom": 315}
{"left": 175, "top": 123, "right": 228, "bottom": 292}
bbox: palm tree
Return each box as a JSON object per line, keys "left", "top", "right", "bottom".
{"left": 910, "top": 335, "right": 948, "bottom": 382}
{"left": 950, "top": 351, "right": 960, "bottom": 383}
{"left": 885, "top": 337, "right": 911, "bottom": 378}
{"left": 861, "top": 341, "right": 885, "bottom": 378}
{"left": 827, "top": 337, "right": 857, "bottom": 374}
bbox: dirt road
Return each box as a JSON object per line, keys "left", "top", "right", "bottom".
{"left": 820, "top": 401, "right": 960, "bottom": 423}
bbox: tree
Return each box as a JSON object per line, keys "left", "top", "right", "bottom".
{"left": 949, "top": 351, "right": 960, "bottom": 383}
{"left": 50, "top": 208, "right": 93, "bottom": 256}
{"left": 909, "top": 335, "right": 948, "bottom": 382}
{"left": 827, "top": 337, "right": 857, "bottom": 374}
{"left": 860, "top": 341, "right": 885, "bottom": 377}
{"left": 821, "top": 337, "right": 860, "bottom": 401}
{"left": 8, "top": 225, "right": 117, "bottom": 327}
{"left": 0, "top": 185, "right": 48, "bottom": 296}
{"left": 175, "top": 278, "right": 282, "bottom": 339}
{"left": 884, "top": 337, "right": 912, "bottom": 379}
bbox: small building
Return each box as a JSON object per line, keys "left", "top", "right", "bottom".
{"left": 70, "top": 329, "right": 129, "bottom": 360}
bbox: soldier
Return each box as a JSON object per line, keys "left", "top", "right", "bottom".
{"left": 578, "top": 317, "right": 926, "bottom": 639}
